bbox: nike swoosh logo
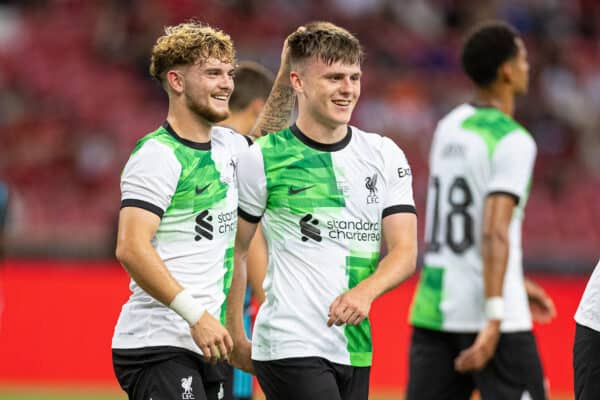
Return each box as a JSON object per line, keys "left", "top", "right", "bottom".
{"left": 195, "top": 184, "right": 211, "bottom": 195}
{"left": 288, "top": 185, "right": 315, "bottom": 195}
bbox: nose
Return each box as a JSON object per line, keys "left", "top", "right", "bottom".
{"left": 220, "top": 74, "right": 234, "bottom": 91}
{"left": 339, "top": 77, "right": 353, "bottom": 95}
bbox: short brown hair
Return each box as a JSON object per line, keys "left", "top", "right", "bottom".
{"left": 287, "top": 21, "right": 363, "bottom": 67}
{"left": 149, "top": 21, "right": 235, "bottom": 83}
{"left": 229, "top": 61, "right": 274, "bottom": 111}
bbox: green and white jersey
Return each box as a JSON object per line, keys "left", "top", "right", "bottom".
{"left": 237, "top": 124, "right": 416, "bottom": 367}
{"left": 410, "top": 104, "right": 536, "bottom": 333}
{"left": 112, "top": 122, "right": 249, "bottom": 354}
{"left": 575, "top": 259, "right": 600, "bottom": 332}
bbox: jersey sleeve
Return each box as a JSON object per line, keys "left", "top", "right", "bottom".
{"left": 237, "top": 144, "right": 267, "bottom": 223}
{"left": 381, "top": 137, "right": 417, "bottom": 218}
{"left": 120, "top": 139, "right": 181, "bottom": 218}
{"left": 487, "top": 131, "right": 536, "bottom": 204}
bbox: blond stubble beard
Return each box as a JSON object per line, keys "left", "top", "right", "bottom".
{"left": 185, "top": 91, "right": 230, "bottom": 123}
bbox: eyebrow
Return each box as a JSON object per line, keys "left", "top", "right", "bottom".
{"left": 204, "top": 67, "right": 232, "bottom": 73}
{"left": 322, "top": 71, "right": 362, "bottom": 78}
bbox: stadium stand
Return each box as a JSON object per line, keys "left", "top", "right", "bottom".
{"left": 0, "top": 0, "right": 597, "bottom": 268}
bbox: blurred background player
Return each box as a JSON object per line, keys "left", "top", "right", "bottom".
{"left": 574, "top": 258, "right": 600, "bottom": 400}
{"left": 229, "top": 21, "right": 417, "bottom": 399}
{"left": 222, "top": 61, "right": 275, "bottom": 141}
{"left": 220, "top": 60, "right": 275, "bottom": 400}
{"left": 408, "top": 21, "right": 556, "bottom": 400}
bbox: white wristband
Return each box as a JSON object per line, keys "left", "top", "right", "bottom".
{"left": 485, "top": 296, "right": 504, "bottom": 321}
{"left": 169, "top": 288, "right": 205, "bottom": 326}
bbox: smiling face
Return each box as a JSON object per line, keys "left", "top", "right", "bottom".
{"left": 292, "top": 57, "right": 361, "bottom": 131}
{"left": 178, "top": 57, "right": 235, "bottom": 123}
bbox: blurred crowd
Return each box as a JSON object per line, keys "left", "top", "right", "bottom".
{"left": 0, "top": 0, "right": 598, "bottom": 267}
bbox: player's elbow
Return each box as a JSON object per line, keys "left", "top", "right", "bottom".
{"left": 392, "top": 242, "right": 417, "bottom": 279}
{"left": 404, "top": 246, "right": 418, "bottom": 276}
{"left": 115, "top": 238, "right": 137, "bottom": 267}
{"left": 482, "top": 228, "right": 509, "bottom": 248}
{"left": 481, "top": 227, "right": 510, "bottom": 260}
{"left": 114, "top": 242, "right": 128, "bottom": 265}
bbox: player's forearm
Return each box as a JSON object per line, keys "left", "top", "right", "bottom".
{"left": 251, "top": 75, "right": 294, "bottom": 136}
{"left": 227, "top": 248, "right": 249, "bottom": 342}
{"left": 356, "top": 243, "right": 417, "bottom": 301}
{"left": 116, "top": 239, "right": 182, "bottom": 306}
{"left": 247, "top": 227, "right": 267, "bottom": 304}
{"left": 481, "top": 229, "right": 509, "bottom": 298}
{"left": 358, "top": 213, "right": 418, "bottom": 300}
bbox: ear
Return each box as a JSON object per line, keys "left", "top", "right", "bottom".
{"left": 498, "top": 62, "right": 513, "bottom": 85}
{"left": 290, "top": 70, "right": 304, "bottom": 94}
{"left": 165, "top": 69, "right": 185, "bottom": 94}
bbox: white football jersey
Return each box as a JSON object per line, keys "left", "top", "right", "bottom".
{"left": 112, "top": 123, "right": 249, "bottom": 354}
{"left": 410, "top": 104, "right": 536, "bottom": 332}
{"left": 575, "top": 259, "right": 600, "bottom": 332}
{"left": 237, "top": 124, "right": 416, "bottom": 366}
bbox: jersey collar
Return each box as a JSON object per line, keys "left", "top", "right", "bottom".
{"left": 163, "top": 122, "right": 211, "bottom": 151}
{"left": 290, "top": 123, "right": 352, "bottom": 152}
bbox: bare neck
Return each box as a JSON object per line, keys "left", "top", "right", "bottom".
{"left": 295, "top": 113, "right": 348, "bottom": 144}
{"left": 166, "top": 101, "right": 213, "bottom": 143}
{"left": 472, "top": 84, "right": 515, "bottom": 117}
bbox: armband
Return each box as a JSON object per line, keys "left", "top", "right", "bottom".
{"left": 169, "top": 288, "right": 205, "bottom": 326}
{"left": 485, "top": 296, "right": 504, "bottom": 321}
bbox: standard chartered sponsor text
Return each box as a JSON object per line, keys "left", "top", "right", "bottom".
{"left": 326, "top": 219, "right": 380, "bottom": 242}
{"left": 217, "top": 209, "right": 237, "bottom": 234}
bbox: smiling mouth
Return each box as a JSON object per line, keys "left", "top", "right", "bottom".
{"left": 212, "top": 94, "right": 229, "bottom": 101}
{"left": 332, "top": 99, "right": 352, "bottom": 107}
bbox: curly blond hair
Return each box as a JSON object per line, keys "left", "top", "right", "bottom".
{"left": 149, "top": 21, "right": 235, "bottom": 83}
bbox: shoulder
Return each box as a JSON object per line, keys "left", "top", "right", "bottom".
{"left": 211, "top": 126, "right": 252, "bottom": 151}
{"left": 131, "top": 134, "right": 178, "bottom": 162}
{"left": 461, "top": 106, "right": 525, "bottom": 141}
{"left": 496, "top": 128, "right": 536, "bottom": 157}
{"left": 123, "top": 137, "right": 181, "bottom": 180}
{"left": 437, "top": 104, "right": 475, "bottom": 129}
{"left": 127, "top": 126, "right": 195, "bottom": 168}
{"left": 121, "top": 134, "right": 182, "bottom": 194}
{"left": 350, "top": 125, "right": 387, "bottom": 149}
{"left": 350, "top": 125, "right": 408, "bottom": 160}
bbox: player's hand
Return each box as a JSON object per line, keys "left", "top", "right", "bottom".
{"left": 190, "top": 311, "right": 234, "bottom": 364}
{"left": 327, "top": 285, "right": 374, "bottom": 327}
{"left": 525, "top": 279, "right": 556, "bottom": 323}
{"left": 277, "top": 26, "right": 306, "bottom": 80}
{"left": 229, "top": 336, "right": 255, "bottom": 374}
{"left": 454, "top": 320, "right": 500, "bottom": 373}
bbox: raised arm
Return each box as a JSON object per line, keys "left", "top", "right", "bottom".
{"left": 116, "top": 207, "right": 233, "bottom": 363}
{"left": 328, "top": 212, "right": 417, "bottom": 327}
{"left": 250, "top": 28, "right": 304, "bottom": 137}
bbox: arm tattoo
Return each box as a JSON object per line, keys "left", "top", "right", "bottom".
{"left": 251, "top": 84, "right": 295, "bottom": 136}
